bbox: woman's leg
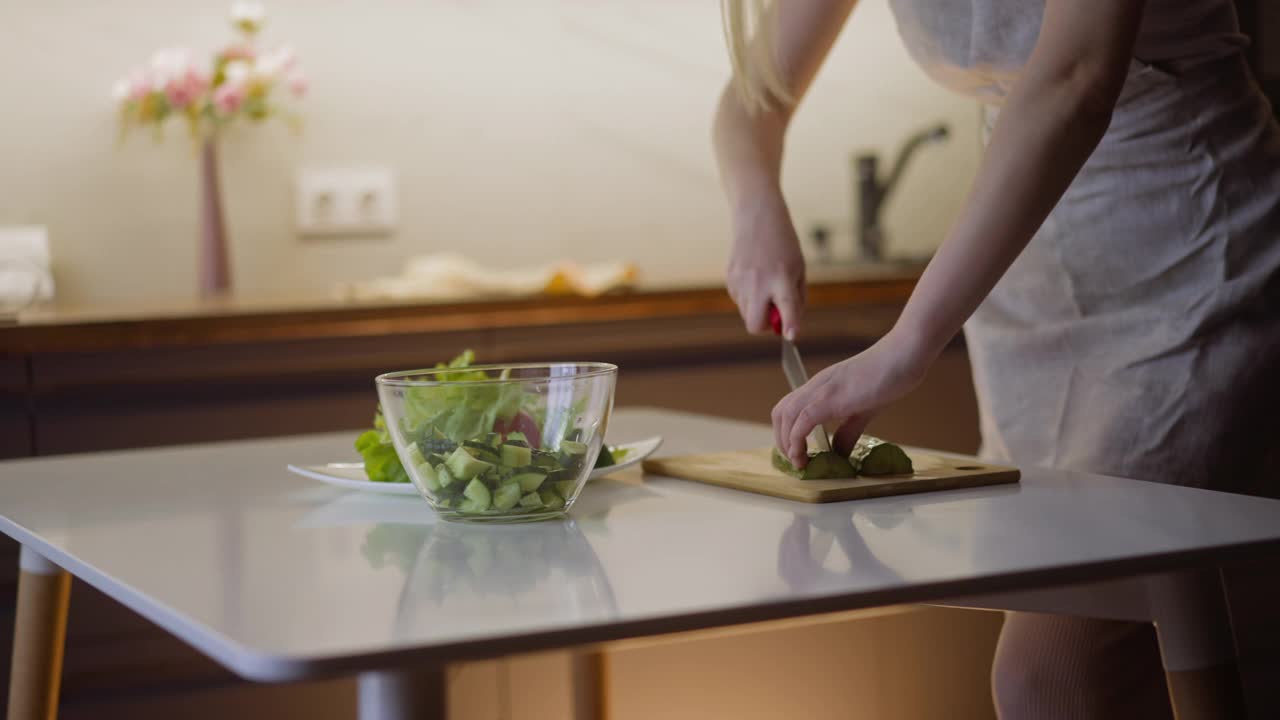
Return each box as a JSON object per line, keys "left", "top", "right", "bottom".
{"left": 992, "top": 612, "right": 1173, "bottom": 720}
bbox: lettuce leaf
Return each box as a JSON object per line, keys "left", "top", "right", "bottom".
{"left": 397, "top": 350, "right": 523, "bottom": 443}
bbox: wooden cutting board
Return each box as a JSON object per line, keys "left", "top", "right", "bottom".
{"left": 642, "top": 448, "right": 1019, "bottom": 503}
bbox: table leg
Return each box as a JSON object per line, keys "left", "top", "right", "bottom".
{"left": 6, "top": 547, "right": 71, "bottom": 720}
{"left": 570, "top": 650, "right": 606, "bottom": 720}
{"left": 357, "top": 666, "right": 447, "bottom": 720}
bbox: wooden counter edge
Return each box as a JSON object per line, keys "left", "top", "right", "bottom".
{"left": 2, "top": 277, "right": 917, "bottom": 354}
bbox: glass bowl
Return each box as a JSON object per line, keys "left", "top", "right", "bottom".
{"left": 375, "top": 362, "right": 617, "bottom": 523}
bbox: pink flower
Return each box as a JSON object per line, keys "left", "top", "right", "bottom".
{"left": 286, "top": 69, "right": 308, "bottom": 97}
{"left": 164, "top": 69, "right": 209, "bottom": 109}
{"left": 112, "top": 69, "right": 151, "bottom": 103}
{"left": 214, "top": 82, "right": 247, "bottom": 114}
{"left": 220, "top": 43, "right": 256, "bottom": 63}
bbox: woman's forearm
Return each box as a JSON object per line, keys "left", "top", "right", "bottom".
{"left": 712, "top": 85, "right": 788, "bottom": 209}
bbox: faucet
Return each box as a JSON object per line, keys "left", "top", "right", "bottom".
{"left": 853, "top": 124, "right": 949, "bottom": 262}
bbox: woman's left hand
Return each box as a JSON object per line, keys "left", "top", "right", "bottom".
{"left": 772, "top": 330, "right": 933, "bottom": 467}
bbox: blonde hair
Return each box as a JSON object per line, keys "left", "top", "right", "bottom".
{"left": 720, "top": 0, "right": 794, "bottom": 112}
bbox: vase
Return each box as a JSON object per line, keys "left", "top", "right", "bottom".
{"left": 198, "top": 137, "right": 231, "bottom": 297}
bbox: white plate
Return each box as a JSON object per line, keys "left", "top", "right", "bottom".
{"left": 287, "top": 436, "right": 664, "bottom": 497}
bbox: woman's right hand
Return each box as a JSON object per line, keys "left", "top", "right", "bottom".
{"left": 726, "top": 189, "right": 807, "bottom": 339}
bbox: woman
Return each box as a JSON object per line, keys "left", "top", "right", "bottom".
{"left": 713, "top": 0, "right": 1280, "bottom": 717}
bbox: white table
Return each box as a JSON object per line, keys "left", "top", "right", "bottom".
{"left": 3, "top": 407, "right": 1280, "bottom": 719}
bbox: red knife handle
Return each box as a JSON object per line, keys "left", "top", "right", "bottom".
{"left": 768, "top": 304, "right": 783, "bottom": 336}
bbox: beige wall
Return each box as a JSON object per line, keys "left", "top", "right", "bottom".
{"left": 0, "top": 0, "right": 979, "bottom": 305}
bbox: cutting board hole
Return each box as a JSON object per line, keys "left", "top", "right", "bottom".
{"left": 956, "top": 465, "right": 983, "bottom": 471}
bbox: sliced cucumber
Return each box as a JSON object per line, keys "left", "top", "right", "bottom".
{"left": 553, "top": 480, "right": 577, "bottom": 501}
{"left": 463, "top": 478, "right": 492, "bottom": 510}
{"left": 493, "top": 483, "right": 523, "bottom": 511}
{"left": 851, "top": 436, "right": 914, "bottom": 475}
{"left": 501, "top": 443, "right": 532, "bottom": 468}
{"left": 414, "top": 462, "right": 441, "bottom": 493}
{"left": 519, "top": 492, "right": 543, "bottom": 508}
{"left": 458, "top": 498, "right": 487, "bottom": 514}
{"left": 447, "top": 446, "right": 493, "bottom": 482}
{"left": 463, "top": 441, "right": 502, "bottom": 465}
{"left": 436, "top": 464, "right": 457, "bottom": 488}
{"left": 539, "top": 490, "right": 565, "bottom": 510}
{"left": 405, "top": 443, "right": 427, "bottom": 468}
{"left": 510, "top": 472, "right": 547, "bottom": 493}
{"left": 560, "top": 440, "right": 588, "bottom": 457}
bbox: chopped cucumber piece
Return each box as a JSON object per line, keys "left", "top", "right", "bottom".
{"left": 501, "top": 444, "right": 532, "bottom": 468}
{"left": 493, "top": 483, "right": 522, "bottom": 511}
{"left": 447, "top": 446, "right": 493, "bottom": 482}
{"left": 771, "top": 448, "right": 857, "bottom": 480}
{"left": 463, "top": 441, "right": 502, "bottom": 465}
{"left": 506, "top": 431, "right": 529, "bottom": 445}
{"left": 463, "top": 478, "right": 492, "bottom": 510}
{"left": 414, "top": 462, "right": 441, "bottom": 493}
{"left": 458, "top": 498, "right": 487, "bottom": 514}
{"left": 406, "top": 443, "right": 427, "bottom": 468}
{"left": 852, "top": 436, "right": 914, "bottom": 475}
{"left": 436, "top": 464, "right": 457, "bottom": 488}
{"left": 511, "top": 472, "right": 547, "bottom": 493}
{"left": 519, "top": 492, "right": 543, "bottom": 508}
{"left": 560, "top": 440, "right": 588, "bottom": 457}
{"left": 539, "top": 490, "right": 565, "bottom": 510}
{"left": 553, "top": 480, "right": 577, "bottom": 501}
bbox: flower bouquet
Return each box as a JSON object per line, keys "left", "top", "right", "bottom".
{"left": 112, "top": 1, "right": 306, "bottom": 296}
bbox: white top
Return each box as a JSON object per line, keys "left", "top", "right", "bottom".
{"left": 2, "top": 408, "right": 1280, "bottom": 682}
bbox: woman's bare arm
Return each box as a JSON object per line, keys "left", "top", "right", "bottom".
{"left": 775, "top": 0, "right": 1150, "bottom": 463}
{"left": 713, "top": 0, "right": 858, "bottom": 337}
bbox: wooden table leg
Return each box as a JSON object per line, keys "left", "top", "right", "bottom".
{"left": 357, "top": 665, "right": 447, "bottom": 720}
{"left": 7, "top": 547, "right": 71, "bottom": 720}
{"left": 571, "top": 650, "right": 606, "bottom": 720}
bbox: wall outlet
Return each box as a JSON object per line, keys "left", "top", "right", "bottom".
{"left": 295, "top": 167, "right": 398, "bottom": 237}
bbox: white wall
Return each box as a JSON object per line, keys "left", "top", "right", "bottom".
{"left": 0, "top": 0, "right": 979, "bottom": 305}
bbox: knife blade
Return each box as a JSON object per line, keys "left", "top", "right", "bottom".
{"left": 769, "top": 306, "right": 832, "bottom": 453}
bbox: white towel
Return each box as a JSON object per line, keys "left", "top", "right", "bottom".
{"left": 0, "top": 226, "right": 55, "bottom": 311}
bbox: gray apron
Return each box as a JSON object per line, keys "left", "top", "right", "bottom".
{"left": 887, "top": 0, "right": 1280, "bottom": 492}
{"left": 886, "top": 1, "right": 1280, "bottom": 714}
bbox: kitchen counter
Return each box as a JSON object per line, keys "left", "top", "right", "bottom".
{"left": 1, "top": 263, "right": 921, "bottom": 353}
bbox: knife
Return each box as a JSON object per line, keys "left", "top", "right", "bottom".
{"left": 769, "top": 305, "right": 832, "bottom": 453}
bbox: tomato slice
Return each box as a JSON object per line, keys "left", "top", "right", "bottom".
{"left": 495, "top": 411, "right": 541, "bottom": 448}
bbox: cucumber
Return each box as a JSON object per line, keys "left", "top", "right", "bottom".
{"left": 405, "top": 443, "right": 427, "bottom": 468}
{"left": 463, "top": 478, "right": 492, "bottom": 510}
{"left": 493, "top": 483, "right": 522, "bottom": 511}
{"left": 519, "top": 492, "right": 543, "bottom": 508}
{"left": 501, "top": 443, "right": 532, "bottom": 468}
{"left": 463, "top": 441, "right": 502, "bottom": 465}
{"left": 770, "top": 448, "right": 857, "bottom": 480}
{"left": 420, "top": 436, "right": 457, "bottom": 455}
{"left": 560, "top": 440, "right": 588, "bottom": 457}
{"left": 510, "top": 472, "right": 547, "bottom": 493}
{"left": 458, "top": 498, "right": 488, "bottom": 514}
{"left": 539, "top": 489, "right": 565, "bottom": 510}
{"left": 532, "top": 452, "right": 560, "bottom": 470}
{"left": 852, "top": 436, "right": 913, "bottom": 475}
{"left": 553, "top": 480, "right": 577, "bottom": 501}
{"left": 436, "top": 464, "right": 457, "bottom": 488}
{"left": 414, "top": 462, "right": 441, "bottom": 493}
{"left": 447, "top": 446, "right": 493, "bottom": 482}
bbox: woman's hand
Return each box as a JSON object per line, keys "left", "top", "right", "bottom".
{"left": 726, "top": 190, "right": 806, "bottom": 337}
{"left": 772, "top": 329, "right": 933, "bottom": 467}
